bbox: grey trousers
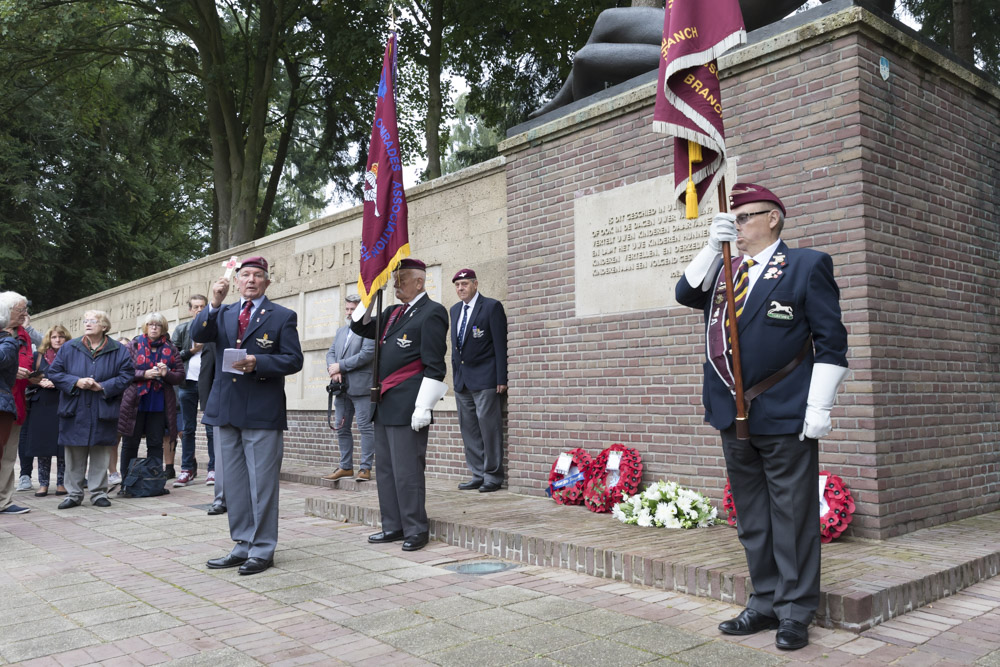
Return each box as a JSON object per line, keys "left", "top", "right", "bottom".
{"left": 721, "top": 426, "right": 820, "bottom": 624}
{"left": 216, "top": 426, "right": 282, "bottom": 560}
{"left": 455, "top": 388, "right": 504, "bottom": 485}
{"left": 0, "top": 423, "right": 21, "bottom": 510}
{"left": 63, "top": 445, "right": 113, "bottom": 503}
{"left": 334, "top": 393, "right": 375, "bottom": 471}
{"left": 213, "top": 426, "right": 225, "bottom": 507}
{"left": 374, "top": 422, "right": 428, "bottom": 537}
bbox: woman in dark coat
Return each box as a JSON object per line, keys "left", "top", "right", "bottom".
{"left": 47, "top": 309, "right": 133, "bottom": 509}
{"left": 23, "top": 324, "right": 72, "bottom": 496}
{"left": 117, "top": 312, "right": 183, "bottom": 484}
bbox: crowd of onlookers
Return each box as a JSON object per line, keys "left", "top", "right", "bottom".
{"left": 1, "top": 291, "right": 219, "bottom": 515}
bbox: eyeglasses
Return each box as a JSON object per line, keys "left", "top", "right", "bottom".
{"left": 83, "top": 319, "right": 99, "bottom": 324}
{"left": 735, "top": 210, "right": 775, "bottom": 225}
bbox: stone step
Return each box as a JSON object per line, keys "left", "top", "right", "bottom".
{"left": 283, "top": 465, "right": 1000, "bottom": 633}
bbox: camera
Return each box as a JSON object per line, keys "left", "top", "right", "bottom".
{"left": 326, "top": 378, "right": 347, "bottom": 396}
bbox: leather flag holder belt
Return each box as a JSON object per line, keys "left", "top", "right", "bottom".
{"left": 736, "top": 336, "right": 813, "bottom": 439}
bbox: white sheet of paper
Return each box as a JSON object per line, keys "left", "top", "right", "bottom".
{"left": 607, "top": 451, "right": 622, "bottom": 471}
{"left": 818, "top": 475, "right": 829, "bottom": 517}
{"left": 555, "top": 453, "right": 572, "bottom": 475}
{"left": 222, "top": 348, "right": 247, "bottom": 375}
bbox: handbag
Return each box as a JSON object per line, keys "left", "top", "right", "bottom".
{"left": 121, "top": 457, "right": 170, "bottom": 497}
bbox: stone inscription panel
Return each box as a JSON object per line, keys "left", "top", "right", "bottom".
{"left": 575, "top": 173, "right": 731, "bottom": 315}
{"left": 304, "top": 287, "right": 341, "bottom": 341}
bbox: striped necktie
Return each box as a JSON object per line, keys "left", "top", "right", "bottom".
{"left": 457, "top": 304, "right": 469, "bottom": 351}
{"left": 707, "top": 257, "right": 755, "bottom": 390}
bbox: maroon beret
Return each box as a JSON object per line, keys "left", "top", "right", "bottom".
{"left": 397, "top": 258, "right": 426, "bottom": 271}
{"left": 239, "top": 256, "right": 269, "bottom": 273}
{"left": 452, "top": 268, "right": 477, "bottom": 282}
{"left": 729, "top": 183, "right": 786, "bottom": 216}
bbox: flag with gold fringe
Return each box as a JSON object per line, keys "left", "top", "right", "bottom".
{"left": 653, "top": 0, "right": 745, "bottom": 218}
{"left": 357, "top": 31, "right": 409, "bottom": 307}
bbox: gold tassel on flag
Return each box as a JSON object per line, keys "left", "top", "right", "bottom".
{"left": 685, "top": 140, "right": 703, "bottom": 219}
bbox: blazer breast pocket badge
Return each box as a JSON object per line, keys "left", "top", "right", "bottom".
{"left": 396, "top": 334, "right": 413, "bottom": 349}
{"left": 766, "top": 300, "right": 795, "bottom": 321}
{"left": 471, "top": 326, "right": 485, "bottom": 339}
{"left": 256, "top": 333, "right": 275, "bottom": 349}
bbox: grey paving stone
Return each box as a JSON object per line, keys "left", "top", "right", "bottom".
{"left": 412, "top": 595, "right": 493, "bottom": 620}
{"left": 673, "top": 640, "right": 787, "bottom": 666}
{"left": 978, "top": 649, "right": 1000, "bottom": 667}
{"left": 338, "top": 607, "right": 430, "bottom": 636}
{"left": 463, "top": 585, "right": 547, "bottom": 607}
{"left": 159, "top": 647, "right": 265, "bottom": 666}
{"left": 510, "top": 658, "right": 563, "bottom": 667}
{"left": 0, "top": 603, "right": 57, "bottom": 626}
{"left": 2, "top": 616, "right": 79, "bottom": 643}
{"left": 382, "top": 565, "right": 452, "bottom": 582}
{"left": 69, "top": 602, "right": 158, "bottom": 627}
{"left": 331, "top": 571, "right": 404, "bottom": 593}
{"left": 231, "top": 572, "right": 317, "bottom": 593}
{"left": 89, "top": 610, "right": 184, "bottom": 641}
{"left": 546, "top": 638, "right": 660, "bottom": 666}
{"left": 427, "top": 638, "right": 534, "bottom": 666}
{"left": 496, "top": 623, "right": 599, "bottom": 653}
{"left": 353, "top": 555, "right": 415, "bottom": 572}
{"left": 51, "top": 589, "right": 140, "bottom": 614}
{"left": 0, "top": 628, "right": 100, "bottom": 663}
{"left": 36, "top": 580, "right": 116, "bottom": 601}
{"left": 611, "top": 624, "right": 712, "bottom": 655}
{"left": 300, "top": 562, "right": 370, "bottom": 580}
{"left": 553, "top": 608, "right": 650, "bottom": 634}
{"left": 507, "top": 596, "right": 595, "bottom": 621}
{"left": 264, "top": 582, "right": 347, "bottom": 604}
{"left": 449, "top": 608, "right": 537, "bottom": 636}
{"left": 382, "top": 621, "right": 474, "bottom": 656}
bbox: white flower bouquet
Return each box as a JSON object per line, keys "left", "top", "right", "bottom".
{"left": 612, "top": 480, "right": 718, "bottom": 529}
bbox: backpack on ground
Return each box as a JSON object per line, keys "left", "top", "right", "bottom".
{"left": 122, "top": 458, "right": 170, "bottom": 497}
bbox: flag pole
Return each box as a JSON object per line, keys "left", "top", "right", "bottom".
{"left": 716, "top": 178, "right": 749, "bottom": 440}
{"left": 369, "top": 290, "right": 384, "bottom": 403}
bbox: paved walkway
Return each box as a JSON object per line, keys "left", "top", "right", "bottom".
{"left": 2, "top": 479, "right": 1000, "bottom": 666}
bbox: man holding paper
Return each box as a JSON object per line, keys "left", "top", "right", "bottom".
{"left": 193, "top": 256, "right": 303, "bottom": 575}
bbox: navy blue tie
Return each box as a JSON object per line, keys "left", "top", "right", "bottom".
{"left": 457, "top": 304, "right": 469, "bottom": 351}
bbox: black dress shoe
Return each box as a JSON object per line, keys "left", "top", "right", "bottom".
{"left": 775, "top": 619, "right": 809, "bottom": 650}
{"left": 368, "top": 530, "right": 404, "bottom": 544}
{"left": 207, "top": 503, "right": 227, "bottom": 515}
{"left": 93, "top": 498, "right": 111, "bottom": 507}
{"left": 58, "top": 498, "right": 81, "bottom": 510}
{"left": 458, "top": 479, "right": 483, "bottom": 490}
{"left": 206, "top": 553, "right": 247, "bottom": 569}
{"left": 238, "top": 557, "right": 273, "bottom": 575}
{"left": 401, "top": 533, "right": 429, "bottom": 551}
{"left": 718, "top": 608, "right": 780, "bottom": 636}
{"left": 479, "top": 482, "right": 502, "bottom": 493}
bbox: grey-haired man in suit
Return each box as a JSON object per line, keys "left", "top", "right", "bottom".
{"left": 323, "top": 294, "right": 376, "bottom": 482}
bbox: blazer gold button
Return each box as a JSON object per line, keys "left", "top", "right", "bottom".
{"left": 232, "top": 378, "right": 237, "bottom": 383}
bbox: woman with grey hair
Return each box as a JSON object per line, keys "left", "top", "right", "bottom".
{"left": 0, "top": 291, "right": 34, "bottom": 515}
{"left": 46, "top": 309, "right": 134, "bottom": 508}
{"left": 117, "top": 312, "right": 184, "bottom": 488}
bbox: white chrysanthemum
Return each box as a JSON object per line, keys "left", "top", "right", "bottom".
{"left": 653, "top": 502, "right": 672, "bottom": 525}
{"left": 630, "top": 495, "right": 644, "bottom": 511}
{"left": 664, "top": 515, "right": 682, "bottom": 529}
{"left": 643, "top": 485, "right": 662, "bottom": 501}
{"left": 612, "top": 504, "right": 627, "bottom": 523}
{"left": 637, "top": 508, "right": 653, "bottom": 527}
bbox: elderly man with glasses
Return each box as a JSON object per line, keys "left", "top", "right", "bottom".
{"left": 675, "top": 183, "right": 849, "bottom": 651}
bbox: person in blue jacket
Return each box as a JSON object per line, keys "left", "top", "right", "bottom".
{"left": 46, "top": 310, "right": 134, "bottom": 509}
{"left": 193, "top": 256, "right": 303, "bottom": 576}
{"left": 450, "top": 269, "right": 508, "bottom": 493}
{"left": 675, "top": 183, "right": 849, "bottom": 651}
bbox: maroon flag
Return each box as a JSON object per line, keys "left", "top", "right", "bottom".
{"left": 358, "top": 32, "right": 409, "bottom": 307}
{"left": 653, "top": 0, "right": 745, "bottom": 218}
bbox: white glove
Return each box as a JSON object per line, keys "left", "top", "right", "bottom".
{"left": 683, "top": 214, "right": 737, "bottom": 289}
{"left": 411, "top": 377, "right": 448, "bottom": 431}
{"left": 352, "top": 297, "right": 377, "bottom": 324}
{"left": 799, "top": 363, "right": 849, "bottom": 441}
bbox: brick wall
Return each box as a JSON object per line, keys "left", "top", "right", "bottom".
{"left": 500, "top": 10, "right": 1000, "bottom": 539}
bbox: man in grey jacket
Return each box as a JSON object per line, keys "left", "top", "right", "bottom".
{"left": 323, "top": 294, "right": 376, "bottom": 482}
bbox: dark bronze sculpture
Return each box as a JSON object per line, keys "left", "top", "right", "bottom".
{"left": 530, "top": 1, "right": 826, "bottom": 118}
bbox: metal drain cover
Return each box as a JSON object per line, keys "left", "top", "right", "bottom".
{"left": 445, "top": 561, "right": 519, "bottom": 575}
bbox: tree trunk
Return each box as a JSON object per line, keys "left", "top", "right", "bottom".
{"left": 424, "top": 0, "right": 444, "bottom": 180}
{"left": 255, "top": 56, "right": 302, "bottom": 239}
{"left": 952, "top": 0, "right": 974, "bottom": 63}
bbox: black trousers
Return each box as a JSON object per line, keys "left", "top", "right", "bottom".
{"left": 120, "top": 410, "right": 166, "bottom": 476}
{"left": 721, "top": 426, "right": 820, "bottom": 625}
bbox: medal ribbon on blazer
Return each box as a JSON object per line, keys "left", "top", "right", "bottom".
{"left": 707, "top": 257, "right": 753, "bottom": 390}
{"left": 652, "top": 0, "right": 745, "bottom": 218}
{"left": 357, "top": 32, "right": 410, "bottom": 308}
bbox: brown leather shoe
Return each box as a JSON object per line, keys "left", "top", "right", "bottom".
{"left": 357, "top": 469, "right": 371, "bottom": 481}
{"left": 322, "top": 468, "right": 354, "bottom": 481}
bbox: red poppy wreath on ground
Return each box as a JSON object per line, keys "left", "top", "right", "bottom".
{"left": 583, "top": 444, "right": 642, "bottom": 513}
{"left": 546, "top": 448, "right": 592, "bottom": 505}
{"left": 723, "top": 471, "right": 855, "bottom": 542}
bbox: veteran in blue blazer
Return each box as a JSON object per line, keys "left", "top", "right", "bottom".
{"left": 450, "top": 268, "right": 508, "bottom": 492}
{"left": 193, "top": 256, "right": 303, "bottom": 575}
{"left": 675, "top": 184, "right": 848, "bottom": 652}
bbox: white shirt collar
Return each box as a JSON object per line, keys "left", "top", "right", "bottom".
{"left": 461, "top": 292, "right": 480, "bottom": 312}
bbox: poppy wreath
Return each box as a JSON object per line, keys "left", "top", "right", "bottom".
{"left": 583, "top": 444, "right": 642, "bottom": 513}
{"left": 722, "top": 472, "right": 855, "bottom": 542}
{"left": 546, "top": 448, "right": 593, "bottom": 505}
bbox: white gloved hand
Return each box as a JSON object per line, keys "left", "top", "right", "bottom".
{"left": 708, "top": 213, "right": 738, "bottom": 253}
{"left": 352, "top": 295, "right": 378, "bottom": 324}
{"left": 411, "top": 377, "right": 448, "bottom": 431}
{"left": 799, "top": 363, "right": 849, "bottom": 440}
{"left": 683, "top": 213, "right": 738, "bottom": 289}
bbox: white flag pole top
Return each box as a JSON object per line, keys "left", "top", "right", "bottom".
{"left": 222, "top": 256, "right": 240, "bottom": 280}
